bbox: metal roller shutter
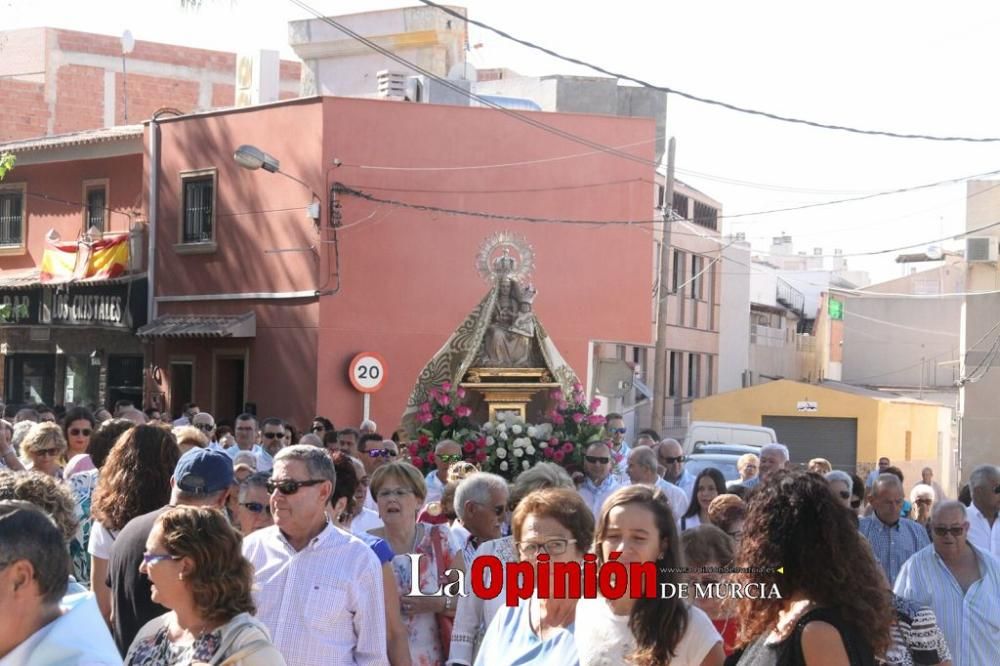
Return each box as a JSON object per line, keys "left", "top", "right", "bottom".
{"left": 761, "top": 416, "right": 858, "bottom": 472}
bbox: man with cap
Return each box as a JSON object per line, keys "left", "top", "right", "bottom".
{"left": 106, "top": 448, "right": 234, "bottom": 655}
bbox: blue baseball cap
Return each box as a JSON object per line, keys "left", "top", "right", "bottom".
{"left": 173, "top": 448, "right": 234, "bottom": 494}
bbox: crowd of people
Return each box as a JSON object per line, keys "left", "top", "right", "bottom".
{"left": 0, "top": 401, "right": 997, "bottom": 665}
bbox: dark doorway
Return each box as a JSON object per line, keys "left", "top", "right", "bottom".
{"left": 5, "top": 354, "right": 55, "bottom": 407}
{"left": 107, "top": 355, "right": 143, "bottom": 410}
{"left": 168, "top": 362, "right": 194, "bottom": 419}
{"left": 214, "top": 356, "right": 245, "bottom": 423}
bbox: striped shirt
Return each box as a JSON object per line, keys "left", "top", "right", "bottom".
{"left": 243, "top": 522, "right": 388, "bottom": 666}
{"left": 893, "top": 543, "right": 1000, "bottom": 666}
{"left": 878, "top": 594, "right": 952, "bottom": 666}
{"left": 966, "top": 503, "right": 1000, "bottom": 559}
{"left": 859, "top": 514, "right": 930, "bottom": 585}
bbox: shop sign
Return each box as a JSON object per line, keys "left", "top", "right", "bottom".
{"left": 0, "top": 279, "right": 147, "bottom": 330}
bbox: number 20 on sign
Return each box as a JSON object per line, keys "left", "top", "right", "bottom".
{"left": 349, "top": 352, "right": 387, "bottom": 394}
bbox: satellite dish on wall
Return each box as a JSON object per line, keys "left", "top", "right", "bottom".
{"left": 121, "top": 30, "right": 135, "bottom": 55}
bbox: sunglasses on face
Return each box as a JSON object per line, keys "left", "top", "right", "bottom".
{"left": 661, "top": 456, "right": 685, "bottom": 464}
{"left": 584, "top": 455, "right": 610, "bottom": 465}
{"left": 68, "top": 428, "right": 92, "bottom": 437}
{"left": 367, "top": 449, "right": 398, "bottom": 458}
{"left": 240, "top": 502, "right": 271, "bottom": 515}
{"left": 932, "top": 526, "right": 964, "bottom": 537}
{"left": 141, "top": 552, "right": 180, "bottom": 566}
{"left": 194, "top": 423, "right": 214, "bottom": 432}
{"left": 850, "top": 498, "right": 862, "bottom": 509}
{"left": 437, "top": 454, "right": 462, "bottom": 464}
{"left": 266, "top": 479, "right": 327, "bottom": 495}
{"left": 609, "top": 427, "right": 627, "bottom": 435}
{"left": 262, "top": 432, "right": 284, "bottom": 440}
{"left": 33, "top": 448, "right": 61, "bottom": 458}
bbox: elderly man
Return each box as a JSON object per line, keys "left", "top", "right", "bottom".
{"left": 894, "top": 500, "right": 1000, "bottom": 666}
{"left": 228, "top": 412, "right": 273, "bottom": 472}
{"left": 579, "top": 440, "right": 626, "bottom": 518}
{"left": 425, "top": 439, "right": 462, "bottom": 505}
{"left": 860, "top": 474, "right": 931, "bottom": 585}
{"left": 965, "top": 464, "right": 1000, "bottom": 559}
{"left": 243, "top": 445, "right": 386, "bottom": 665}
{"left": 743, "top": 443, "right": 789, "bottom": 489}
{"left": 657, "top": 438, "right": 696, "bottom": 496}
{"left": 191, "top": 411, "right": 218, "bottom": 448}
{"left": 0, "top": 501, "right": 120, "bottom": 664}
{"left": 360, "top": 419, "right": 378, "bottom": 435}
{"left": 336, "top": 428, "right": 361, "bottom": 457}
{"left": 922, "top": 466, "right": 948, "bottom": 502}
{"left": 627, "top": 446, "right": 689, "bottom": 516}
{"left": 452, "top": 472, "right": 510, "bottom": 565}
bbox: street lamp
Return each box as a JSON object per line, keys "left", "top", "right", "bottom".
{"left": 233, "top": 144, "right": 319, "bottom": 221}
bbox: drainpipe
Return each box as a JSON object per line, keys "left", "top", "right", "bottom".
{"left": 147, "top": 116, "right": 158, "bottom": 326}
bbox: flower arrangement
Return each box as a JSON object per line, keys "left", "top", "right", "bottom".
{"left": 481, "top": 415, "right": 553, "bottom": 482}
{"left": 544, "top": 382, "right": 607, "bottom": 471}
{"left": 409, "top": 382, "right": 486, "bottom": 470}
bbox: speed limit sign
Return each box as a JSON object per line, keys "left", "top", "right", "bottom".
{"left": 349, "top": 352, "right": 387, "bottom": 393}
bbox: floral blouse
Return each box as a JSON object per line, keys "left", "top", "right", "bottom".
{"left": 68, "top": 469, "right": 99, "bottom": 585}
{"left": 125, "top": 624, "right": 223, "bottom": 665}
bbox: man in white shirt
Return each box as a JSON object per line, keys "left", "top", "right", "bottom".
{"left": 579, "top": 441, "right": 625, "bottom": 518}
{"left": 424, "top": 439, "right": 462, "bottom": 505}
{"left": 626, "top": 446, "right": 689, "bottom": 516}
{"left": 191, "top": 411, "right": 219, "bottom": 449}
{"left": 966, "top": 464, "right": 1000, "bottom": 559}
{"left": 243, "top": 445, "right": 386, "bottom": 665}
{"left": 227, "top": 413, "right": 273, "bottom": 472}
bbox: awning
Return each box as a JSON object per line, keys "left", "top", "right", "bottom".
{"left": 137, "top": 312, "right": 256, "bottom": 339}
{"left": 0, "top": 268, "right": 146, "bottom": 291}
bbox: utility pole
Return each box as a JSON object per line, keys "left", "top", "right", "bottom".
{"left": 651, "top": 136, "right": 676, "bottom": 433}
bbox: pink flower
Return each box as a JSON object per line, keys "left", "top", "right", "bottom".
{"left": 587, "top": 414, "right": 606, "bottom": 426}
{"left": 553, "top": 450, "right": 565, "bottom": 462}
{"left": 408, "top": 444, "right": 419, "bottom": 456}
{"left": 427, "top": 453, "right": 436, "bottom": 465}
{"left": 428, "top": 388, "right": 440, "bottom": 401}
{"left": 572, "top": 382, "right": 583, "bottom": 392}
{"left": 590, "top": 398, "right": 602, "bottom": 411}
{"left": 551, "top": 389, "right": 564, "bottom": 401}
{"left": 573, "top": 391, "right": 585, "bottom": 403}
{"left": 543, "top": 447, "right": 555, "bottom": 459}
{"left": 572, "top": 413, "right": 585, "bottom": 424}
{"left": 475, "top": 450, "right": 487, "bottom": 462}
{"left": 437, "top": 394, "right": 451, "bottom": 407}
{"left": 551, "top": 413, "right": 565, "bottom": 425}
{"left": 561, "top": 442, "right": 574, "bottom": 454}
{"left": 442, "top": 381, "right": 452, "bottom": 392}
{"left": 549, "top": 437, "right": 559, "bottom": 447}
{"left": 417, "top": 412, "right": 433, "bottom": 424}
{"left": 477, "top": 437, "right": 487, "bottom": 449}
{"left": 457, "top": 387, "right": 466, "bottom": 399}
{"left": 418, "top": 434, "right": 430, "bottom": 446}
{"left": 558, "top": 401, "right": 569, "bottom": 411}
{"left": 441, "top": 414, "right": 454, "bottom": 427}
{"left": 463, "top": 442, "right": 475, "bottom": 453}
{"left": 456, "top": 405, "right": 472, "bottom": 418}
{"left": 420, "top": 401, "right": 432, "bottom": 413}
{"left": 411, "top": 456, "right": 424, "bottom": 468}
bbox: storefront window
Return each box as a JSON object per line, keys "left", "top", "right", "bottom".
{"left": 64, "top": 355, "right": 100, "bottom": 408}
{"left": 4, "top": 354, "right": 55, "bottom": 407}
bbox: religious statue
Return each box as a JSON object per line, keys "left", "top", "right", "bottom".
{"left": 481, "top": 270, "right": 538, "bottom": 367}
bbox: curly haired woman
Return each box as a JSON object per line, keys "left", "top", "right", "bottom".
{"left": 726, "top": 470, "right": 894, "bottom": 666}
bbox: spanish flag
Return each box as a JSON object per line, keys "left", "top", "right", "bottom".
{"left": 40, "top": 234, "right": 129, "bottom": 283}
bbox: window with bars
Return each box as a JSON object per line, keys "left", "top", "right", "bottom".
{"left": 690, "top": 254, "right": 704, "bottom": 300}
{"left": 687, "top": 353, "right": 701, "bottom": 398}
{"left": 668, "top": 351, "right": 681, "bottom": 398}
{"left": 0, "top": 188, "right": 24, "bottom": 247}
{"left": 85, "top": 186, "right": 106, "bottom": 231}
{"left": 692, "top": 201, "right": 719, "bottom": 230}
{"left": 181, "top": 175, "right": 215, "bottom": 244}
{"left": 672, "top": 250, "right": 685, "bottom": 293}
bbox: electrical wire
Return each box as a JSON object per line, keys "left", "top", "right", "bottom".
{"left": 417, "top": 0, "right": 1000, "bottom": 143}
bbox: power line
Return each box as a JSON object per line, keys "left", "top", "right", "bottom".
{"left": 417, "top": 0, "right": 1000, "bottom": 143}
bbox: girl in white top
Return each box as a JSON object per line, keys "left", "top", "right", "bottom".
{"left": 576, "top": 485, "right": 724, "bottom": 666}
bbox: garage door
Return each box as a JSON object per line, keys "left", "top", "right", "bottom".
{"left": 761, "top": 416, "right": 858, "bottom": 472}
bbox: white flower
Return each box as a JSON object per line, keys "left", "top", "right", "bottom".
{"left": 496, "top": 447, "right": 507, "bottom": 459}
{"left": 526, "top": 445, "right": 536, "bottom": 455}
{"left": 499, "top": 432, "right": 508, "bottom": 441}
{"left": 483, "top": 422, "right": 495, "bottom": 433}
{"left": 512, "top": 437, "right": 529, "bottom": 449}
{"left": 535, "top": 423, "right": 553, "bottom": 439}
{"left": 527, "top": 426, "right": 538, "bottom": 438}
{"left": 538, "top": 440, "right": 547, "bottom": 449}
{"left": 513, "top": 448, "right": 524, "bottom": 458}
{"left": 500, "top": 461, "right": 509, "bottom": 471}
{"left": 497, "top": 423, "right": 507, "bottom": 433}
{"left": 486, "top": 436, "right": 496, "bottom": 446}
{"left": 512, "top": 425, "right": 523, "bottom": 435}
{"left": 522, "top": 460, "right": 530, "bottom": 470}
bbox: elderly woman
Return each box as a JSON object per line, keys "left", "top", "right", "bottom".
{"left": 370, "top": 461, "right": 464, "bottom": 666}
{"left": 737, "top": 453, "right": 759, "bottom": 484}
{"left": 450, "top": 462, "right": 575, "bottom": 666}
{"left": 475, "top": 488, "right": 593, "bottom": 665}
{"left": 707, "top": 493, "right": 746, "bottom": 541}
{"left": 125, "top": 505, "right": 285, "bottom": 665}
{"left": 20, "top": 422, "right": 68, "bottom": 478}
{"left": 234, "top": 471, "right": 273, "bottom": 536}
{"left": 576, "top": 486, "right": 724, "bottom": 666}
{"left": 728, "top": 470, "right": 894, "bottom": 664}
{"left": 908, "top": 483, "right": 936, "bottom": 536}
{"left": 808, "top": 458, "right": 834, "bottom": 475}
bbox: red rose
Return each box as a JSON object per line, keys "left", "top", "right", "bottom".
{"left": 553, "top": 450, "right": 565, "bottom": 462}
{"left": 463, "top": 442, "right": 475, "bottom": 453}
{"left": 441, "top": 414, "right": 454, "bottom": 427}
{"left": 475, "top": 450, "right": 487, "bottom": 462}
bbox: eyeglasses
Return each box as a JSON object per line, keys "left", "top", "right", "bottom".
{"left": 476, "top": 503, "right": 506, "bottom": 517}
{"left": 262, "top": 432, "right": 283, "bottom": 440}
{"left": 376, "top": 488, "right": 415, "bottom": 500}
{"left": 838, "top": 490, "right": 851, "bottom": 500}
{"left": 266, "top": 479, "right": 328, "bottom": 495}
{"left": 367, "top": 449, "right": 398, "bottom": 458}
{"left": 584, "top": 455, "right": 610, "bottom": 465}
{"left": 437, "top": 454, "right": 463, "bottom": 464}
{"left": 33, "top": 448, "right": 61, "bottom": 458}
{"left": 240, "top": 502, "right": 271, "bottom": 515}
{"left": 142, "top": 552, "right": 181, "bottom": 566}
{"left": 68, "top": 428, "right": 92, "bottom": 437}
{"left": 932, "top": 526, "right": 964, "bottom": 537}
{"left": 661, "top": 456, "right": 686, "bottom": 464}
{"left": 517, "top": 538, "right": 576, "bottom": 558}
{"left": 194, "top": 423, "right": 214, "bottom": 432}
{"left": 850, "top": 498, "right": 862, "bottom": 509}
{"left": 609, "top": 427, "right": 627, "bottom": 435}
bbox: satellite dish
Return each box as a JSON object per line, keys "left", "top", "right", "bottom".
{"left": 926, "top": 245, "right": 944, "bottom": 260}
{"left": 121, "top": 30, "right": 135, "bottom": 55}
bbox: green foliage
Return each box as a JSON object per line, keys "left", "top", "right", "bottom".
{"left": 0, "top": 153, "right": 14, "bottom": 181}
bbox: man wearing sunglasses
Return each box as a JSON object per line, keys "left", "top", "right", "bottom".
{"left": 605, "top": 413, "right": 630, "bottom": 481}
{"left": 243, "top": 445, "right": 387, "bottom": 665}
{"left": 579, "top": 441, "right": 625, "bottom": 518}
{"left": 860, "top": 474, "right": 930, "bottom": 585}
{"left": 259, "top": 417, "right": 287, "bottom": 463}
{"left": 656, "top": 439, "right": 696, "bottom": 497}
{"left": 191, "top": 411, "right": 218, "bottom": 448}
{"left": 452, "top": 472, "right": 510, "bottom": 565}
{"left": 965, "top": 464, "right": 1000, "bottom": 559}
{"left": 894, "top": 500, "right": 1000, "bottom": 666}
{"left": 226, "top": 413, "right": 272, "bottom": 473}
{"left": 107, "top": 448, "right": 233, "bottom": 654}
{"left": 425, "top": 439, "right": 462, "bottom": 504}
{"left": 358, "top": 433, "right": 393, "bottom": 510}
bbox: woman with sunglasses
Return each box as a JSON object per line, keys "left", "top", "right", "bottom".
{"left": 577, "top": 485, "right": 724, "bottom": 666}
{"left": 62, "top": 406, "right": 96, "bottom": 474}
{"left": 370, "top": 461, "right": 463, "bottom": 666}
{"left": 826, "top": 471, "right": 857, "bottom": 515}
{"left": 908, "top": 484, "right": 935, "bottom": 538}
{"left": 125, "top": 505, "right": 285, "bottom": 665}
{"left": 680, "top": 468, "right": 727, "bottom": 532}
{"left": 19, "top": 422, "right": 68, "bottom": 479}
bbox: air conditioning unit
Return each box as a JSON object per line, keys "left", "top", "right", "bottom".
{"left": 966, "top": 237, "right": 999, "bottom": 263}
{"left": 376, "top": 70, "right": 406, "bottom": 100}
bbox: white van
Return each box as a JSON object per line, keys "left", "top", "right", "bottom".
{"left": 682, "top": 421, "right": 777, "bottom": 456}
